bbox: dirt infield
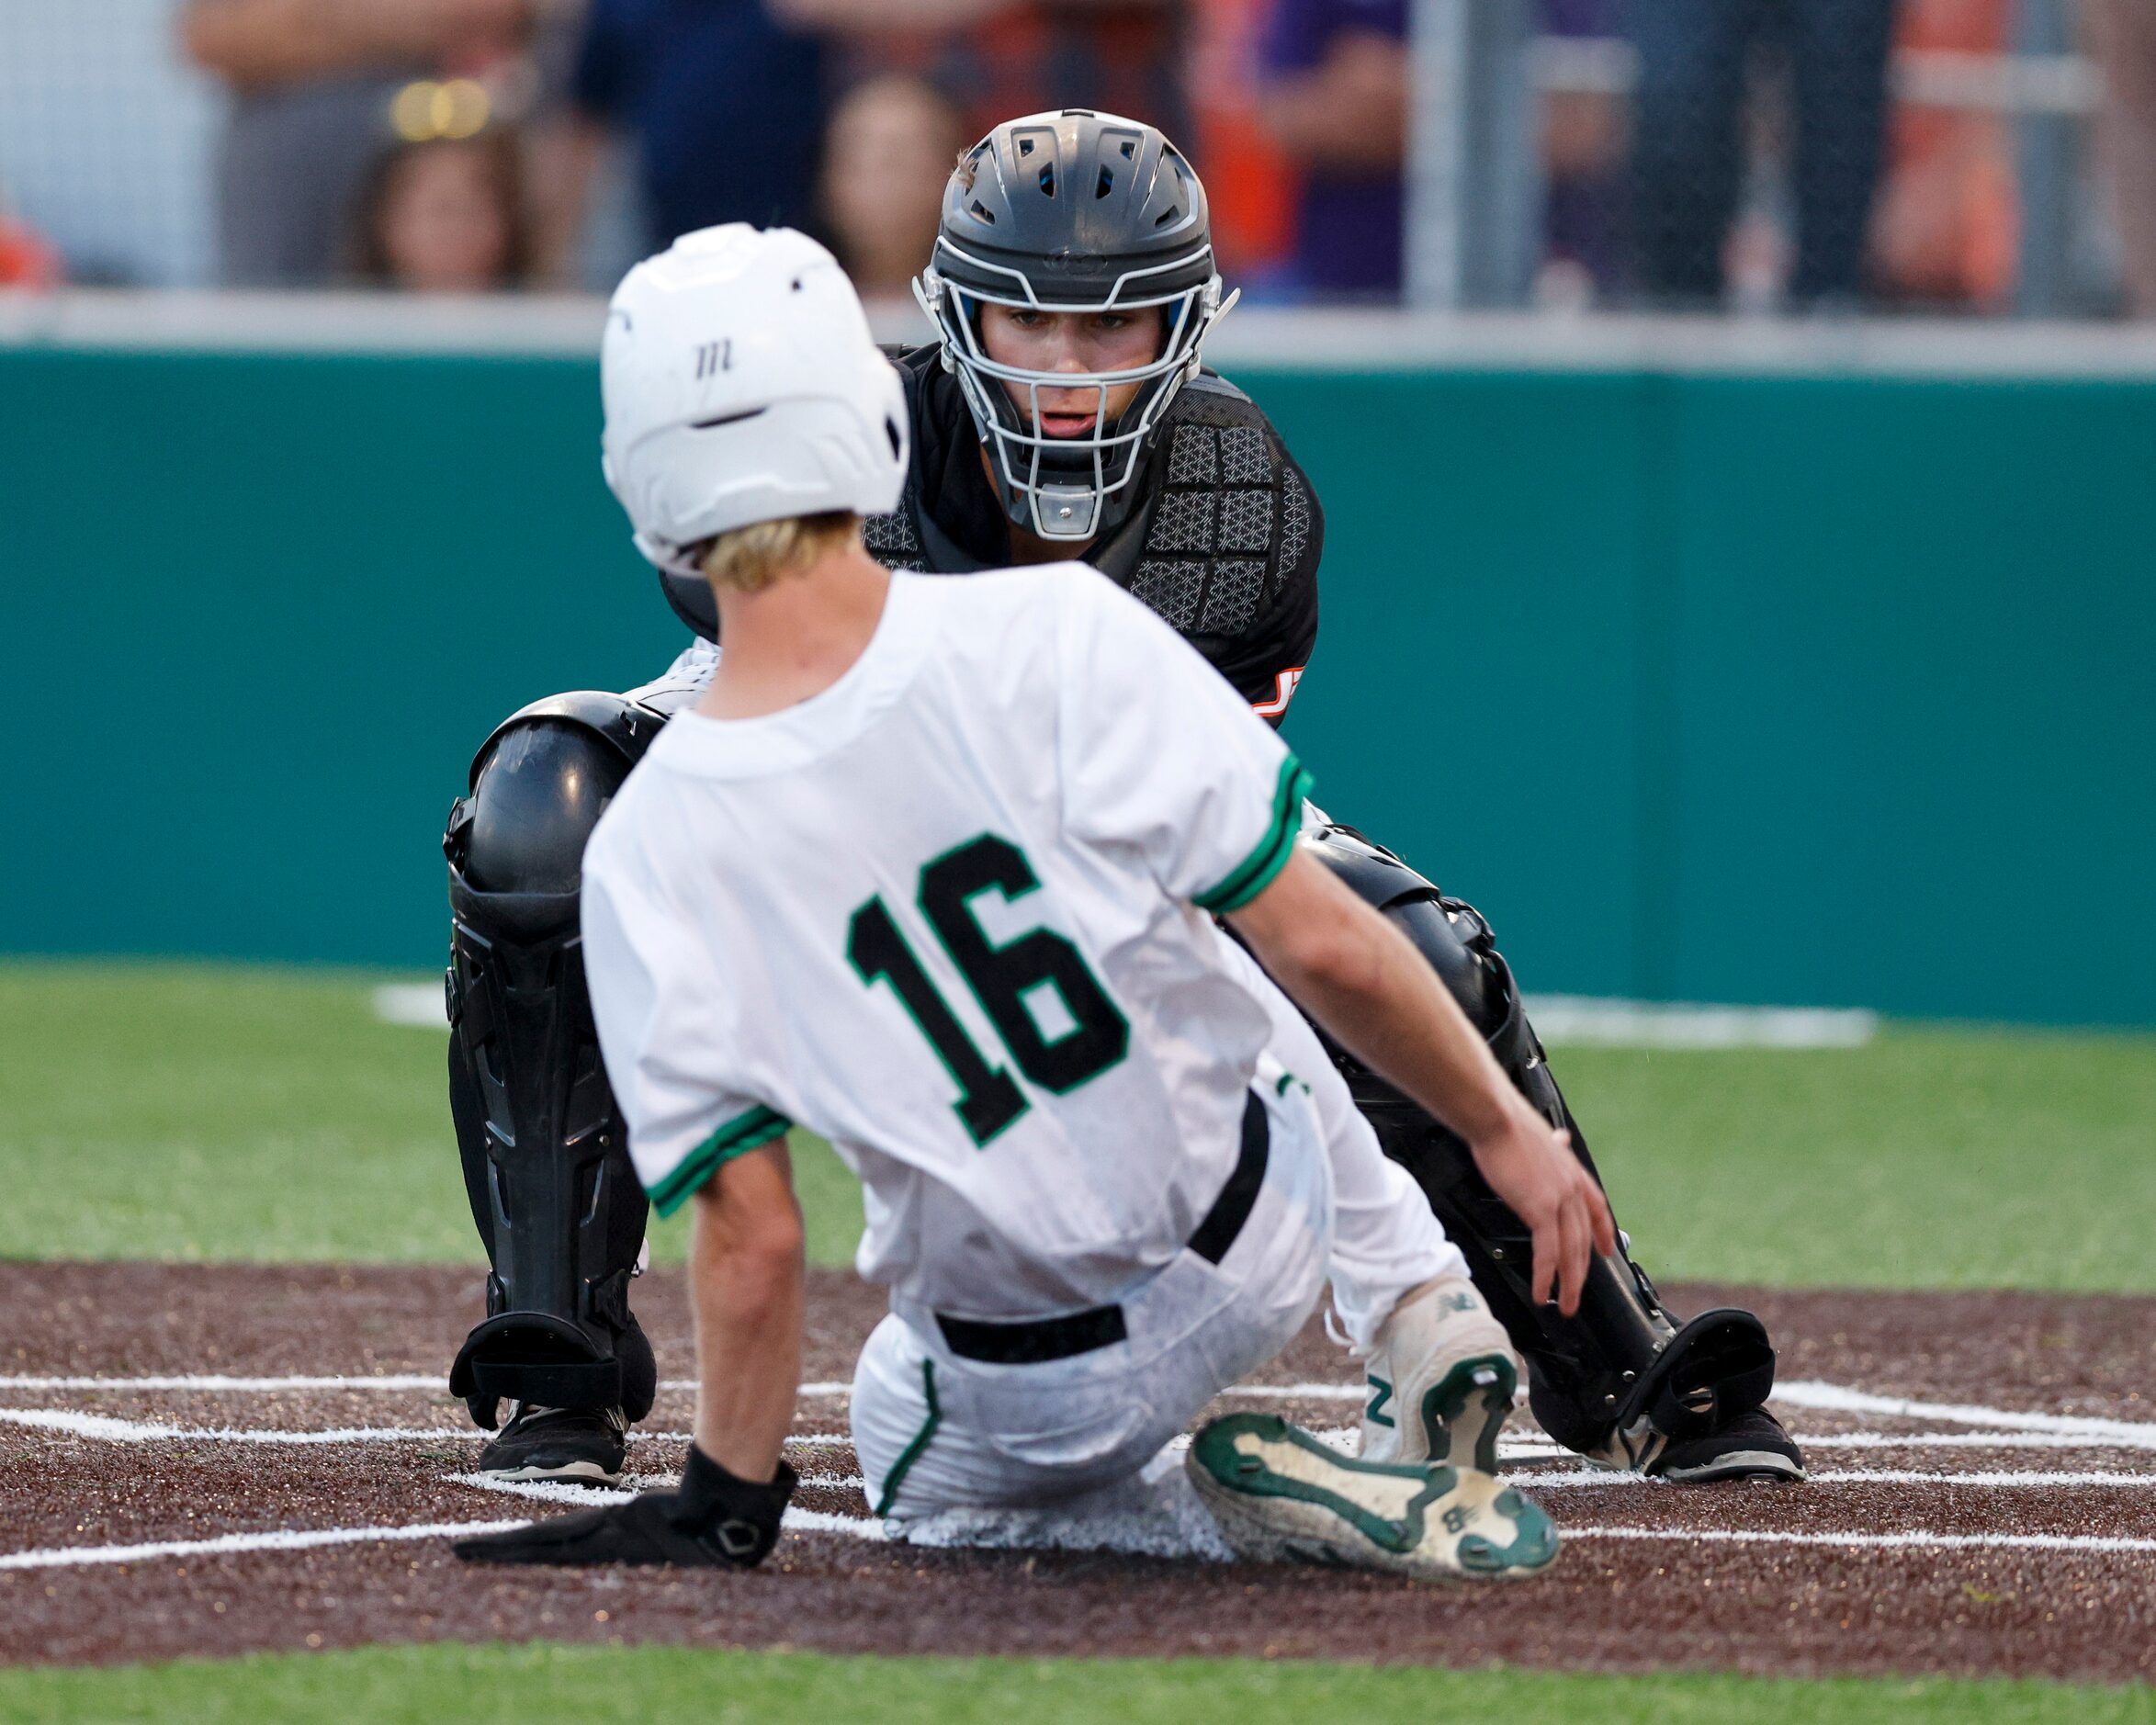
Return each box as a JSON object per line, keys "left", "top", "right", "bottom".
{"left": 2, "top": 1263, "right": 2152, "bottom": 1681}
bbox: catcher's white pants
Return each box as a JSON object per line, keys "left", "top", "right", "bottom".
{"left": 852, "top": 958, "right": 1463, "bottom": 1524}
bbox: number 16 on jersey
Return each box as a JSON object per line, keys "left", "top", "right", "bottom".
{"left": 846, "top": 834, "right": 1128, "bottom": 1146}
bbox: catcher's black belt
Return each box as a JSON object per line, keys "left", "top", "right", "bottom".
{"left": 934, "top": 1088, "right": 1271, "bottom": 1367}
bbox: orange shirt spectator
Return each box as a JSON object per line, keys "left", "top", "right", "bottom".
{"left": 1188, "top": 0, "right": 1296, "bottom": 279}
{"left": 0, "top": 213, "right": 62, "bottom": 288}
{"left": 1870, "top": 0, "right": 2019, "bottom": 308}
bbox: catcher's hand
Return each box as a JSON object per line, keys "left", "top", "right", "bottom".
{"left": 455, "top": 1452, "right": 797, "bottom": 1568}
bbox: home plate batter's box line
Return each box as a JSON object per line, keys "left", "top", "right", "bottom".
{"left": 7, "top": 1376, "right": 2156, "bottom": 1449}
{"left": 0, "top": 1409, "right": 855, "bottom": 1449}
{"left": 6, "top": 1410, "right": 2153, "bottom": 1492}
{"left": 7, "top": 1509, "right": 2156, "bottom": 1574}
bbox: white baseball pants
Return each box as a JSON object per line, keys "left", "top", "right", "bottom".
{"left": 852, "top": 967, "right": 1464, "bottom": 1524}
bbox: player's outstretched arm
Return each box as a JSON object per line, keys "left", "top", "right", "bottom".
{"left": 1227, "top": 851, "right": 1616, "bottom": 1315}
{"left": 689, "top": 1140, "right": 807, "bottom": 1482}
{"left": 452, "top": 1136, "right": 804, "bottom": 1569}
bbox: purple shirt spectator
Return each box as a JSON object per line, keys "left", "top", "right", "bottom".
{"left": 1258, "top": 0, "right": 1406, "bottom": 299}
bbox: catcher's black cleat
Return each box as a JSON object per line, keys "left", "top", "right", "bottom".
{"left": 474, "top": 1404, "right": 628, "bottom": 1485}
{"left": 456, "top": 1452, "right": 797, "bottom": 1568}
{"left": 1647, "top": 1407, "right": 1804, "bottom": 1483}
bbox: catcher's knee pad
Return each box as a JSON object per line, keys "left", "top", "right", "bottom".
{"left": 444, "top": 692, "right": 670, "bottom": 1427}
{"left": 1298, "top": 823, "right": 1776, "bottom": 1465}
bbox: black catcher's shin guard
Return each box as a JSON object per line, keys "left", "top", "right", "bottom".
{"left": 443, "top": 693, "right": 672, "bottom": 1430}
{"left": 1300, "top": 824, "right": 1776, "bottom": 1470}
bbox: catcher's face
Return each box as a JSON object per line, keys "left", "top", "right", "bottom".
{"left": 976, "top": 303, "right": 1167, "bottom": 439}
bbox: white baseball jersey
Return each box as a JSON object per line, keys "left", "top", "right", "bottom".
{"left": 580, "top": 565, "right": 1315, "bottom": 1321}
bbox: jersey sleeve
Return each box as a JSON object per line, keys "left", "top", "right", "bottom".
{"left": 1056, "top": 571, "right": 1315, "bottom": 913}
{"left": 581, "top": 855, "right": 791, "bottom": 1219}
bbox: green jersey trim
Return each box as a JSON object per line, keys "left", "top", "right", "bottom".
{"left": 1193, "top": 754, "right": 1315, "bottom": 914}
{"left": 647, "top": 1104, "right": 793, "bottom": 1218}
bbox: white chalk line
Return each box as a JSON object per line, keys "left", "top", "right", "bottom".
{"left": 0, "top": 1409, "right": 472, "bottom": 1445}
{"left": 0, "top": 1519, "right": 532, "bottom": 1572}
{"left": 12, "top": 1501, "right": 2156, "bottom": 1575}
{"left": 19, "top": 1408, "right": 2154, "bottom": 1475}
{"left": 13, "top": 1374, "right": 2151, "bottom": 1451}
{"left": 0, "top": 1374, "right": 850, "bottom": 1396}
{"left": 1770, "top": 1430, "right": 2156, "bottom": 1453}
{"left": 1773, "top": 1381, "right": 2156, "bottom": 1444}
{"left": 0, "top": 1373, "right": 449, "bottom": 1392}
{"left": 0, "top": 1409, "right": 854, "bottom": 1450}
{"left": 1569, "top": 1526, "right": 2156, "bottom": 1557}
{"left": 454, "top": 1472, "right": 870, "bottom": 1507}
{"left": 1514, "top": 1465, "right": 2156, "bottom": 1491}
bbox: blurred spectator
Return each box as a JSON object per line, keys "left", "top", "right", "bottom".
{"left": 818, "top": 74, "right": 968, "bottom": 295}
{"left": 1538, "top": 0, "right": 1629, "bottom": 305}
{"left": 0, "top": 209, "right": 63, "bottom": 290}
{"left": 1869, "top": 0, "right": 2016, "bottom": 310}
{"left": 559, "top": 0, "right": 829, "bottom": 254}
{"left": 180, "top": 0, "right": 547, "bottom": 288}
{"left": 1631, "top": 0, "right": 1899, "bottom": 308}
{"left": 2085, "top": 0, "right": 2156, "bottom": 316}
{"left": 776, "top": 0, "right": 1191, "bottom": 170}
{"left": 1188, "top": 0, "right": 1299, "bottom": 284}
{"left": 351, "top": 130, "right": 532, "bottom": 290}
{"left": 0, "top": 170, "right": 62, "bottom": 289}
{"left": 1253, "top": 0, "right": 1407, "bottom": 300}
{"left": 1249, "top": 0, "right": 1640, "bottom": 303}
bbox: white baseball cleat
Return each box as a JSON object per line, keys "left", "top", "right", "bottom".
{"left": 1185, "top": 1413, "right": 1560, "bottom": 1582}
{"left": 1357, "top": 1274, "right": 1521, "bottom": 1475}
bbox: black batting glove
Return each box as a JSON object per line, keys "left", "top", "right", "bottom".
{"left": 455, "top": 1446, "right": 798, "bottom": 1568}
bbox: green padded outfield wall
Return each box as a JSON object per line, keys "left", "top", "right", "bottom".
{"left": 4, "top": 338, "right": 2151, "bottom": 1024}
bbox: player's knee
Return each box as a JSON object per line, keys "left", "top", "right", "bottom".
{"left": 462, "top": 717, "right": 632, "bottom": 895}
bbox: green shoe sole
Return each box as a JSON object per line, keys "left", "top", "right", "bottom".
{"left": 1419, "top": 1351, "right": 1518, "bottom": 1476}
{"left": 1187, "top": 1413, "right": 1559, "bottom": 1583}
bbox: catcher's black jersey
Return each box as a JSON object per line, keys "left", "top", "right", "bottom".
{"left": 864, "top": 344, "right": 1323, "bottom": 717}
{"left": 652, "top": 344, "right": 1324, "bottom": 719}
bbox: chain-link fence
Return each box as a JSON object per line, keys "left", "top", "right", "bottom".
{"left": 1410, "top": 0, "right": 2128, "bottom": 314}
{"left": 0, "top": 0, "right": 2141, "bottom": 310}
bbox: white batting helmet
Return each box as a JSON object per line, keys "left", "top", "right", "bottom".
{"left": 600, "top": 224, "right": 909, "bottom": 577}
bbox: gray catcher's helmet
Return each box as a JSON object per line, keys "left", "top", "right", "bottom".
{"left": 914, "top": 109, "right": 1238, "bottom": 542}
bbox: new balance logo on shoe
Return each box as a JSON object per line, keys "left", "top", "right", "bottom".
{"left": 1366, "top": 1376, "right": 1395, "bottom": 1428}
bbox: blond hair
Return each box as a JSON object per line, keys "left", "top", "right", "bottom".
{"left": 697, "top": 511, "right": 861, "bottom": 595}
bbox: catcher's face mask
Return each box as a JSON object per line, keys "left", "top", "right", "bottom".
{"left": 915, "top": 241, "right": 1235, "bottom": 542}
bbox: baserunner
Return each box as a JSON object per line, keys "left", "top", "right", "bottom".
{"left": 454, "top": 224, "right": 1615, "bottom": 1577}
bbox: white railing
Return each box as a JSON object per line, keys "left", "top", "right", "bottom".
{"left": 1525, "top": 39, "right": 2103, "bottom": 118}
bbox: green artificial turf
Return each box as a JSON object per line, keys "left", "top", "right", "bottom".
{"left": 2, "top": 961, "right": 2151, "bottom": 1291}
{"left": 0, "top": 1645, "right": 2148, "bottom": 1725}
{"left": 0, "top": 962, "right": 861, "bottom": 1270}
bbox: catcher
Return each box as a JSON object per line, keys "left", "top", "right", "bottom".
{"left": 457, "top": 222, "right": 1603, "bottom": 1574}
{"left": 440, "top": 110, "right": 1801, "bottom": 1491}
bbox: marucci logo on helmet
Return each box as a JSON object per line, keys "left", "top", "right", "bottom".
{"left": 598, "top": 224, "right": 908, "bottom": 577}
